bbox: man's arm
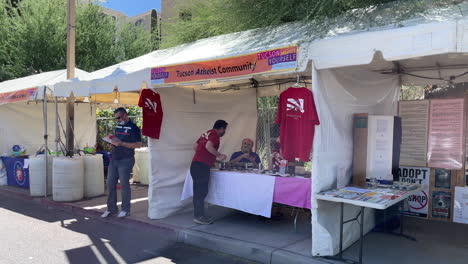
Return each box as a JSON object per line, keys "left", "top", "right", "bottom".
{"left": 230, "top": 153, "right": 250, "bottom": 164}
{"left": 112, "top": 141, "right": 142, "bottom": 149}
{"left": 205, "top": 141, "right": 226, "bottom": 161}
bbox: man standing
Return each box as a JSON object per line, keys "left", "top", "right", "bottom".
{"left": 101, "top": 108, "right": 142, "bottom": 219}
{"left": 191, "top": 120, "right": 228, "bottom": 225}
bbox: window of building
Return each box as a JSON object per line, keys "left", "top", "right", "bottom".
{"left": 135, "top": 19, "right": 144, "bottom": 27}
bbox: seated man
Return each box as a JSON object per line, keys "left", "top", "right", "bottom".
{"left": 230, "top": 138, "right": 261, "bottom": 167}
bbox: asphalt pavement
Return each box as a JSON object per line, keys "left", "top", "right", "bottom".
{"left": 0, "top": 195, "right": 254, "bottom": 264}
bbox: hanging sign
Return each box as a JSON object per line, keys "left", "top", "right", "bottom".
{"left": 151, "top": 45, "right": 298, "bottom": 86}
{"left": 398, "top": 166, "right": 430, "bottom": 218}
{"left": 0, "top": 88, "right": 37, "bottom": 104}
{"left": 428, "top": 99, "right": 464, "bottom": 169}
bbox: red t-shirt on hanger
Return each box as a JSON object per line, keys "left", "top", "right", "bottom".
{"left": 138, "top": 89, "right": 163, "bottom": 139}
{"left": 275, "top": 87, "right": 320, "bottom": 162}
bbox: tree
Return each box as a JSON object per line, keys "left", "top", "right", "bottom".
{"left": 8, "top": 0, "right": 67, "bottom": 74}
{"left": 1, "top": 0, "right": 159, "bottom": 81}
{"left": 162, "top": 0, "right": 455, "bottom": 48}
{"left": 0, "top": 0, "right": 24, "bottom": 81}
{"left": 116, "top": 23, "right": 154, "bottom": 62}
{"left": 76, "top": 3, "right": 119, "bottom": 72}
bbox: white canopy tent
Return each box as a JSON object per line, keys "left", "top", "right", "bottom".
{"left": 46, "top": 0, "right": 468, "bottom": 258}
{"left": 0, "top": 69, "right": 97, "bottom": 180}
{"left": 309, "top": 3, "right": 468, "bottom": 257}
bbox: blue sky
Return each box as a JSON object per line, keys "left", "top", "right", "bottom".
{"left": 98, "top": 0, "right": 161, "bottom": 16}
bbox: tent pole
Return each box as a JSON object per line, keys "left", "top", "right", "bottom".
{"left": 43, "top": 87, "right": 48, "bottom": 198}
{"left": 66, "top": 0, "right": 76, "bottom": 155}
{"left": 55, "top": 96, "right": 59, "bottom": 156}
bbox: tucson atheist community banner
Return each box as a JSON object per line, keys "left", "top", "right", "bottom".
{"left": 150, "top": 45, "right": 298, "bottom": 86}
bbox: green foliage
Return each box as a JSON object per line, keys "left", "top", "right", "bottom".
{"left": 76, "top": 3, "right": 119, "bottom": 72}
{"left": 258, "top": 96, "right": 278, "bottom": 110}
{"left": 116, "top": 23, "right": 154, "bottom": 62}
{"left": 0, "top": 0, "right": 24, "bottom": 80}
{"left": 163, "top": 0, "right": 397, "bottom": 47}
{"left": 162, "top": 0, "right": 461, "bottom": 48}
{"left": 400, "top": 86, "right": 425, "bottom": 101}
{"left": 0, "top": 0, "right": 159, "bottom": 81}
{"left": 7, "top": 0, "right": 67, "bottom": 74}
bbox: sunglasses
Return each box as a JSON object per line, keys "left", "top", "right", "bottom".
{"left": 115, "top": 116, "right": 122, "bottom": 120}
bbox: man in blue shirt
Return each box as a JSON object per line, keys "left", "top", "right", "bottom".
{"left": 101, "top": 108, "right": 142, "bottom": 219}
{"left": 230, "top": 138, "right": 261, "bottom": 167}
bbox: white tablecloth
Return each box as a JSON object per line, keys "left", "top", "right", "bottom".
{"left": 181, "top": 170, "right": 276, "bottom": 217}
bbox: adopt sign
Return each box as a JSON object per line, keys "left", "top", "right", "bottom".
{"left": 151, "top": 45, "right": 298, "bottom": 86}
{"left": 398, "top": 166, "right": 430, "bottom": 218}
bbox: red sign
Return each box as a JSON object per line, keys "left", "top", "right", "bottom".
{"left": 0, "top": 88, "right": 37, "bottom": 104}
{"left": 151, "top": 45, "right": 298, "bottom": 85}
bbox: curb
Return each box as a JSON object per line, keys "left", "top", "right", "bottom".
{"left": 178, "top": 229, "right": 329, "bottom": 264}
{"left": 1, "top": 187, "right": 326, "bottom": 264}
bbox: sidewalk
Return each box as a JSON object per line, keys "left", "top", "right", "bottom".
{"left": 0, "top": 185, "right": 321, "bottom": 264}
{"left": 3, "top": 185, "right": 468, "bottom": 264}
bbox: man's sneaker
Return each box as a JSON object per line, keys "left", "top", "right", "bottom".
{"left": 101, "top": 211, "right": 113, "bottom": 218}
{"left": 193, "top": 216, "right": 213, "bottom": 225}
{"left": 117, "top": 211, "right": 130, "bottom": 218}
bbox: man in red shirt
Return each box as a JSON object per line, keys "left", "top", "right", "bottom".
{"left": 191, "top": 120, "right": 228, "bottom": 225}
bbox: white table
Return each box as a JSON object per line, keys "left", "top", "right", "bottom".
{"left": 181, "top": 170, "right": 276, "bottom": 217}
{"left": 315, "top": 185, "right": 422, "bottom": 264}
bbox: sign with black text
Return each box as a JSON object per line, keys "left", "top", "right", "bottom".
{"left": 398, "top": 166, "right": 430, "bottom": 218}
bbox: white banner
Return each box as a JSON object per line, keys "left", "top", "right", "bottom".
{"left": 398, "top": 166, "right": 430, "bottom": 218}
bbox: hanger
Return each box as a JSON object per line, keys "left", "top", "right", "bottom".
{"left": 292, "top": 74, "right": 302, "bottom": 88}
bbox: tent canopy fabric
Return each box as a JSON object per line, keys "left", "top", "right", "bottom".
{"left": 50, "top": 0, "right": 468, "bottom": 97}
{"left": 0, "top": 68, "right": 89, "bottom": 100}
{"left": 51, "top": 22, "right": 314, "bottom": 98}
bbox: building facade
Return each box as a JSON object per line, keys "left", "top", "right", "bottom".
{"left": 79, "top": 0, "right": 160, "bottom": 34}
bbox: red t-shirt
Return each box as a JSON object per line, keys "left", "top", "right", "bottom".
{"left": 138, "top": 89, "right": 163, "bottom": 139}
{"left": 192, "top": 129, "right": 220, "bottom": 167}
{"left": 275, "top": 87, "right": 320, "bottom": 161}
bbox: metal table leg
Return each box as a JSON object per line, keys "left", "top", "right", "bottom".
{"left": 294, "top": 208, "right": 299, "bottom": 233}
{"left": 324, "top": 203, "right": 362, "bottom": 264}
{"left": 359, "top": 206, "right": 364, "bottom": 264}
{"left": 339, "top": 202, "right": 344, "bottom": 258}
{"left": 375, "top": 201, "right": 417, "bottom": 241}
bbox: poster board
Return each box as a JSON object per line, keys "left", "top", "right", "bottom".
{"left": 366, "top": 116, "right": 395, "bottom": 184}
{"left": 398, "top": 166, "right": 430, "bottom": 218}
{"left": 454, "top": 186, "right": 468, "bottom": 224}
{"left": 398, "top": 100, "right": 429, "bottom": 167}
{"left": 429, "top": 168, "right": 455, "bottom": 221}
{"left": 428, "top": 99, "right": 464, "bottom": 169}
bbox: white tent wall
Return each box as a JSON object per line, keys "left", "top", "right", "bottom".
{"left": 311, "top": 64, "right": 400, "bottom": 256}
{"left": 148, "top": 87, "right": 257, "bottom": 219}
{"left": 0, "top": 102, "right": 96, "bottom": 156}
